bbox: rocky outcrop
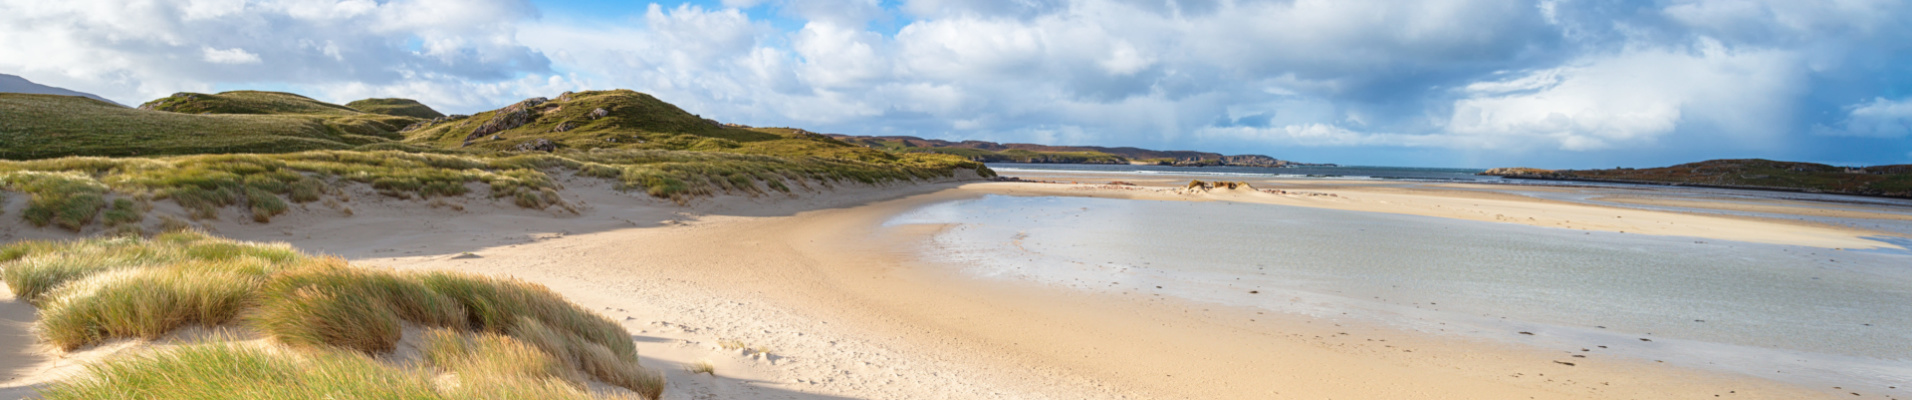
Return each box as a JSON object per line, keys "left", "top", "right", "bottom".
{"left": 401, "top": 114, "right": 470, "bottom": 132}
{"left": 1480, "top": 167, "right": 1557, "bottom": 177}
{"left": 589, "top": 108, "right": 609, "bottom": 119}
{"left": 514, "top": 138, "right": 557, "bottom": 152}
{"left": 462, "top": 99, "right": 549, "bottom": 146}
{"left": 1185, "top": 180, "right": 1254, "bottom": 191}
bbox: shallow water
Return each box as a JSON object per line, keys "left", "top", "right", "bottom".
{"left": 886, "top": 195, "right": 1912, "bottom": 389}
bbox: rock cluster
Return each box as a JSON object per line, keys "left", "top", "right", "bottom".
{"left": 514, "top": 138, "right": 557, "bottom": 152}
{"left": 401, "top": 114, "right": 470, "bottom": 132}
{"left": 589, "top": 108, "right": 609, "bottom": 119}
{"left": 1185, "top": 180, "right": 1253, "bottom": 191}
{"left": 1480, "top": 167, "right": 1557, "bottom": 177}
{"left": 462, "top": 99, "right": 547, "bottom": 146}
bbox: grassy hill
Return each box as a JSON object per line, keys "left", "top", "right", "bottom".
{"left": 2, "top": 93, "right": 378, "bottom": 159}
{"left": 404, "top": 90, "right": 774, "bottom": 149}
{"left": 347, "top": 98, "right": 446, "bottom": 119}
{"left": 397, "top": 90, "right": 927, "bottom": 163}
{"left": 1484, "top": 159, "right": 1912, "bottom": 198}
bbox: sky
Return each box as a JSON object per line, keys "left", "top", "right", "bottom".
{"left": 2, "top": 0, "right": 1909, "bottom": 168}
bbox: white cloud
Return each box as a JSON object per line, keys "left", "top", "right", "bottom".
{"left": 1816, "top": 97, "right": 1912, "bottom": 138}
{"left": 1444, "top": 39, "right": 1801, "bottom": 151}
{"left": 201, "top": 47, "right": 263, "bottom": 64}
{"left": 0, "top": 0, "right": 546, "bottom": 107}
{"left": 3, "top": 0, "right": 1905, "bottom": 165}
{"left": 1199, "top": 123, "right": 1450, "bottom": 148}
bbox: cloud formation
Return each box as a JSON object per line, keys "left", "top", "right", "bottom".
{"left": 2, "top": 0, "right": 1908, "bottom": 166}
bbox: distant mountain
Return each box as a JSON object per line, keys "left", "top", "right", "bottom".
{"left": 1483, "top": 159, "right": 1912, "bottom": 198}
{"left": 0, "top": 73, "right": 123, "bottom": 107}
{"left": 824, "top": 134, "right": 1333, "bottom": 167}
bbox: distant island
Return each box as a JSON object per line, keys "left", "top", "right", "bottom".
{"left": 817, "top": 133, "right": 1335, "bottom": 168}
{"left": 1483, "top": 159, "right": 1912, "bottom": 199}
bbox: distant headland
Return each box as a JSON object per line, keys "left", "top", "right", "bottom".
{"left": 1483, "top": 159, "right": 1912, "bottom": 199}
{"left": 818, "top": 133, "right": 1336, "bottom": 168}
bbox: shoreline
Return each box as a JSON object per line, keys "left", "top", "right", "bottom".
{"left": 965, "top": 179, "right": 1904, "bottom": 251}
{"left": 3, "top": 174, "right": 1900, "bottom": 398}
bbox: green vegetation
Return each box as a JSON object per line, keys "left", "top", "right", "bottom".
{"left": 1, "top": 93, "right": 361, "bottom": 159}
{"left": 403, "top": 90, "right": 773, "bottom": 150}
{"left": 0, "top": 171, "right": 108, "bottom": 230}
{"left": 1485, "top": 159, "right": 1912, "bottom": 198}
{"left": 2, "top": 88, "right": 990, "bottom": 232}
{"left": 139, "top": 91, "right": 361, "bottom": 116}
{"left": 38, "top": 342, "right": 647, "bottom": 400}
{"left": 395, "top": 89, "right": 954, "bottom": 165}
{"left": 5, "top": 232, "right": 664, "bottom": 399}
{"left": 347, "top": 98, "right": 446, "bottom": 119}
{"left": 1, "top": 91, "right": 439, "bottom": 159}
{"left": 1, "top": 148, "right": 984, "bottom": 231}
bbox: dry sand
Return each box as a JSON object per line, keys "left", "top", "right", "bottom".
{"left": 2, "top": 171, "right": 1901, "bottom": 399}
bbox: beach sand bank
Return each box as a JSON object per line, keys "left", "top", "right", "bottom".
{"left": 3, "top": 172, "right": 1898, "bottom": 399}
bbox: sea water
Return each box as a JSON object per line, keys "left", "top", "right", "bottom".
{"left": 885, "top": 195, "right": 1912, "bottom": 389}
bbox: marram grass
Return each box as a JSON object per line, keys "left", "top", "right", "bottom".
{"left": 1, "top": 148, "right": 985, "bottom": 231}
{"left": 3, "top": 232, "right": 664, "bottom": 399}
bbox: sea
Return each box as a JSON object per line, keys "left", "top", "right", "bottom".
{"left": 885, "top": 164, "right": 1912, "bottom": 391}
{"left": 986, "top": 162, "right": 1498, "bottom": 183}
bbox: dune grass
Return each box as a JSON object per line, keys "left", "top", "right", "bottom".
{"left": 3, "top": 232, "right": 665, "bottom": 399}
{"left": 687, "top": 360, "right": 716, "bottom": 376}
{"left": 37, "top": 343, "right": 445, "bottom": 400}
{"left": 0, "top": 171, "right": 108, "bottom": 230}
{"left": 0, "top": 148, "right": 985, "bottom": 231}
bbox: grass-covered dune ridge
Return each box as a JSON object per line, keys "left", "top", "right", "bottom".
{"left": 0, "top": 148, "right": 989, "bottom": 232}
{"left": 3, "top": 232, "right": 664, "bottom": 399}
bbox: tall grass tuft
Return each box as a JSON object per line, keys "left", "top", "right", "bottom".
{"left": 251, "top": 264, "right": 466, "bottom": 353}
{"left": 39, "top": 343, "right": 446, "bottom": 400}
{"left": 1, "top": 171, "right": 108, "bottom": 231}
{"left": 5, "top": 232, "right": 667, "bottom": 399}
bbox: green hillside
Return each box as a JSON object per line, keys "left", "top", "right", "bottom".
{"left": 404, "top": 90, "right": 777, "bottom": 150}
{"left": 1, "top": 93, "right": 371, "bottom": 159}
{"left": 140, "top": 90, "right": 363, "bottom": 116}
{"left": 346, "top": 98, "right": 446, "bottom": 119}
{"left": 1, "top": 89, "right": 992, "bottom": 232}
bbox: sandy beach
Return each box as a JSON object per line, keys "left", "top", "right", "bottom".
{"left": 4, "top": 172, "right": 1904, "bottom": 399}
